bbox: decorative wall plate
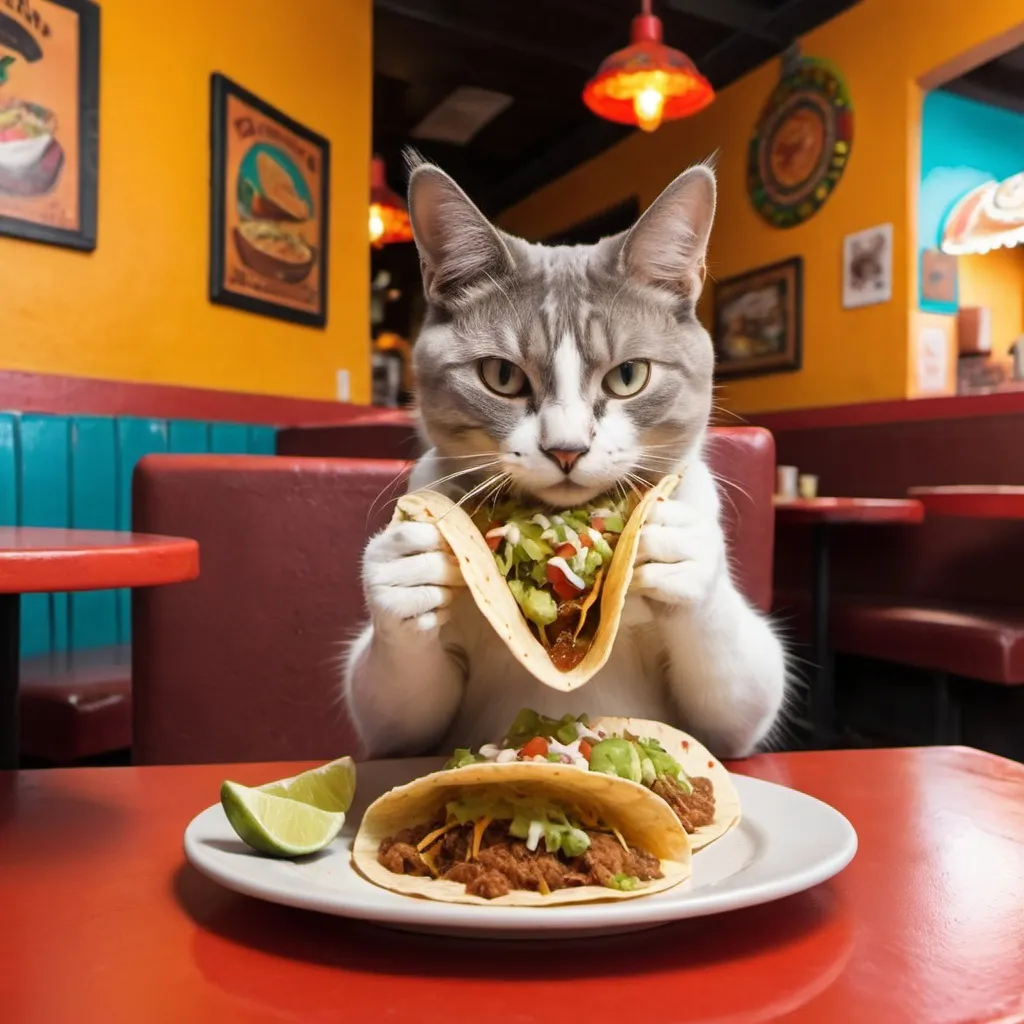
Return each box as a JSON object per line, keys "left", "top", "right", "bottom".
{"left": 748, "top": 56, "right": 853, "bottom": 228}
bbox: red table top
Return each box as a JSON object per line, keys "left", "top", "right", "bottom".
{"left": 908, "top": 485, "right": 1024, "bottom": 520}
{"left": 0, "top": 527, "right": 199, "bottom": 593}
{"left": 775, "top": 496, "right": 925, "bottom": 525}
{"left": 3, "top": 747, "right": 1023, "bottom": 1023}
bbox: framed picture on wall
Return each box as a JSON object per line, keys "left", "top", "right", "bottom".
{"left": 209, "top": 74, "right": 330, "bottom": 327}
{"left": 0, "top": 0, "right": 100, "bottom": 251}
{"left": 712, "top": 257, "right": 803, "bottom": 378}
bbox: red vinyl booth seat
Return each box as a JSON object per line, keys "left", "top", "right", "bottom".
{"left": 774, "top": 591, "right": 1024, "bottom": 686}
{"left": 132, "top": 428, "right": 775, "bottom": 765}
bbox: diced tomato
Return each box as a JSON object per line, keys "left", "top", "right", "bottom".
{"left": 547, "top": 562, "right": 583, "bottom": 602}
{"left": 579, "top": 740, "right": 592, "bottom": 761}
{"left": 591, "top": 517, "right": 606, "bottom": 532}
{"left": 580, "top": 533, "right": 593, "bottom": 548}
{"left": 519, "top": 736, "right": 549, "bottom": 759}
{"left": 555, "top": 543, "right": 576, "bottom": 559}
{"left": 486, "top": 534, "right": 503, "bottom": 551}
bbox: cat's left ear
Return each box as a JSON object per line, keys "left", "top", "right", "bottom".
{"left": 620, "top": 163, "right": 716, "bottom": 300}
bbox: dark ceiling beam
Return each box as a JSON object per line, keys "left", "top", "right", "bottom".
{"left": 663, "top": 0, "right": 785, "bottom": 43}
{"left": 374, "top": 0, "right": 596, "bottom": 73}
{"left": 481, "top": 0, "right": 862, "bottom": 215}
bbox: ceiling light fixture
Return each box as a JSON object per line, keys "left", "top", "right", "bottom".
{"left": 369, "top": 154, "right": 413, "bottom": 248}
{"left": 582, "top": 0, "right": 714, "bottom": 133}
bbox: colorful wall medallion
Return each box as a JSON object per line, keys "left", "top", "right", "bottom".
{"left": 747, "top": 55, "right": 853, "bottom": 229}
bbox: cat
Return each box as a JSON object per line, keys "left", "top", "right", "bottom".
{"left": 343, "top": 154, "right": 787, "bottom": 760}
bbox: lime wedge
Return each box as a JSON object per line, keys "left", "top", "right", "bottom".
{"left": 220, "top": 780, "right": 345, "bottom": 857}
{"left": 257, "top": 756, "right": 357, "bottom": 814}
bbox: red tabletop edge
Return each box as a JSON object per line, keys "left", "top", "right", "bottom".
{"left": 908, "top": 485, "right": 1024, "bottom": 521}
{"left": 0, "top": 527, "right": 199, "bottom": 594}
{"left": 3, "top": 746, "right": 1024, "bottom": 1024}
{"left": 775, "top": 497, "right": 925, "bottom": 525}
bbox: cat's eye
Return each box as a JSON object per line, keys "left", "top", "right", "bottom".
{"left": 603, "top": 360, "right": 651, "bottom": 398}
{"left": 480, "top": 358, "right": 529, "bottom": 397}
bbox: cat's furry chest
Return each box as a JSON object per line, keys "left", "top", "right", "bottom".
{"left": 435, "top": 588, "right": 674, "bottom": 750}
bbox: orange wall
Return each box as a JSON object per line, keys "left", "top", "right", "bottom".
{"left": 1, "top": 0, "right": 372, "bottom": 403}
{"left": 499, "top": 0, "right": 1024, "bottom": 414}
{"left": 959, "top": 247, "right": 1024, "bottom": 363}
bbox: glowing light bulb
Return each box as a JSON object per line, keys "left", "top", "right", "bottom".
{"left": 369, "top": 204, "right": 385, "bottom": 245}
{"left": 634, "top": 86, "right": 665, "bottom": 132}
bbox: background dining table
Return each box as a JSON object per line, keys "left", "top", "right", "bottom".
{"left": 0, "top": 527, "right": 199, "bottom": 769}
{"left": 2, "top": 745, "right": 1023, "bottom": 1023}
{"left": 773, "top": 498, "right": 925, "bottom": 747}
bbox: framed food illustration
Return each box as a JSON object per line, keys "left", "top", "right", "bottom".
{"left": 747, "top": 54, "right": 852, "bottom": 229}
{"left": 0, "top": 0, "right": 99, "bottom": 251}
{"left": 712, "top": 258, "right": 803, "bottom": 379}
{"left": 209, "top": 74, "right": 330, "bottom": 327}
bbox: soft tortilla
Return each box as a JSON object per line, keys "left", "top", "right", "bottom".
{"left": 352, "top": 761, "right": 691, "bottom": 907}
{"left": 589, "top": 716, "right": 741, "bottom": 852}
{"left": 394, "top": 474, "right": 681, "bottom": 692}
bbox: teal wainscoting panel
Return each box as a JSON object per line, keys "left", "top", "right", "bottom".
{"left": 70, "top": 417, "right": 119, "bottom": 650}
{"left": 0, "top": 413, "right": 17, "bottom": 526}
{"left": 209, "top": 423, "right": 249, "bottom": 454}
{"left": 116, "top": 417, "right": 169, "bottom": 644}
{"left": 247, "top": 425, "right": 276, "bottom": 455}
{"left": 169, "top": 420, "right": 210, "bottom": 454}
{"left": 19, "top": 415, "right": 71, "bottom": 656}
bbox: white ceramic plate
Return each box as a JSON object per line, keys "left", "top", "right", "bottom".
{"left": 184, "top": 757, "right": 857, "bottom": 939}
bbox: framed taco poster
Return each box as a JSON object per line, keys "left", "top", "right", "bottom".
{"left": 0, "top": 0, "right": 100, "bottom": 251}
{"left": 209, "top": 74, "right": 330, "bottom": 327}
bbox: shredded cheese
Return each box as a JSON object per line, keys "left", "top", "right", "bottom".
{"left": 537, "top": 877, "right": 551, "bottom": 896}
{"left": 419, "top": 844, "right": 440, "bottom": 878}
{"left": 471, "top": 816, "right": 491, "bottom": 860}
{"left": 611, "top": 826, "right": 630, "bottom": 853}
{"left": 416, "top": 820, "right": 459, "bottom": 852}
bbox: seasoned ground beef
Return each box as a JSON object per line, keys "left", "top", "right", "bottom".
{"left": 651, "top": 775, "right": 716, "bottom": 833}
{"left": 376, "top": 817, "right": 663, "bottom": 899}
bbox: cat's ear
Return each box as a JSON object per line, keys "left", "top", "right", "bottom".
{"left": 620, "top": 164, "right": 716, "bottom": 300}
{"left": 407, "top": 160, "right": 513, "bottom": 304}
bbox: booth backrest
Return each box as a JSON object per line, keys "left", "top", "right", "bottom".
{"left": 767, "top": 404, "right": 1024, "bottom": 606}
{"left": 131, "top": 428, "right": 776, "bottom": 764}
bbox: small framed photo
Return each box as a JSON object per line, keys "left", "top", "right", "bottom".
{"left": 713, "top": 257, "right": 803, "bottom": 379}
{"left": 209, "top": 73, "right": 330, "bottom": 327}
{"left": 0, "top": 0, "right": 100, "bottom": 251}
{"left": 843, "top": 223, "right": 893, "bottom": 308}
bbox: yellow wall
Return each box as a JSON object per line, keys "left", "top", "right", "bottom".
{"left": 2, "top": 0, "right": 372, "bottom": 402}
{"left": 959, "top": 247, "right": 1024, "bottom": 363}
{"left": 499, "top": 0, "right": 1024, "bottom": 414}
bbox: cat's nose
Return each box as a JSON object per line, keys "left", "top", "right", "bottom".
{"left": 543, "top": 447, "right": 588, "bottom": 473}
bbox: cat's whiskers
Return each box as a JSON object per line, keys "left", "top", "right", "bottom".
{"left": 418, "top": 459, "right": 504, "bottom": 495}
{"left": 445, "top": 471, "right": 512, "bottom": 518}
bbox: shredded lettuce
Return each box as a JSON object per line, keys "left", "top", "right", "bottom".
{"left": 507, "top": 580, "right": 558, "bottom": 626}
{"left": 505, "top": 708, "right": 589, "bottom": 747}
{"left": 443, "top": 747, "right": 486, "bottom": 771}
{"left": 608, "top": 873, "right": 641, "bottom": 891}
{"left": 444, "top": 792, "right": 592, "bottom": 858}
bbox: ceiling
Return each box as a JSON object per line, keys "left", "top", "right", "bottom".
{"left": 373, "top": 0, "right": 863, "bottom": 217}
{"left": 941, "top": 43, "right": 1024, "bottom": 115}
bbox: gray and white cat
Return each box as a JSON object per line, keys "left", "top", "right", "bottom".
{"left": 343, "top": 156, "right": 786, "bottom": 759}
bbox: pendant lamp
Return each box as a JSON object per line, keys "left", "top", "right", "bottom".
{"left": 369, "top": 154, "right": 413, "bottom": 248}
{"left": 583, "top": 0, "right": 714, "bottom": 132}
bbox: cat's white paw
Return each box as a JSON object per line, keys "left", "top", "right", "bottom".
{"left": 363, "top": 521, "right": 465, "bottom": 634}
{"left": 631, "top": 497, "right": 725, "bottom": 607}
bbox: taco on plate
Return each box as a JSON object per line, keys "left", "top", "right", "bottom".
{"left": 445, "top": 709, "right": 741, "bottom": 852}
{"left": 393, "top": 474, "right": 679, "bottom": 691}
{"left": 352, "top": 759, "right": 691, "bottom": 906}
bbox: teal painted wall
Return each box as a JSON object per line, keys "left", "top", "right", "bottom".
{"left": 918, "top": 90, "right": 1024, "bottom": 313}
{"left": 0, "top": 413, "right": 277, "bottom": 657}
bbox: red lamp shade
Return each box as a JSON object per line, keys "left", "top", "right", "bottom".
{"left": 583, "top": 1, "right": 714, "bottom": 132}
{"left": 369, "top": 155, "right": 414, "bottom": 248}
